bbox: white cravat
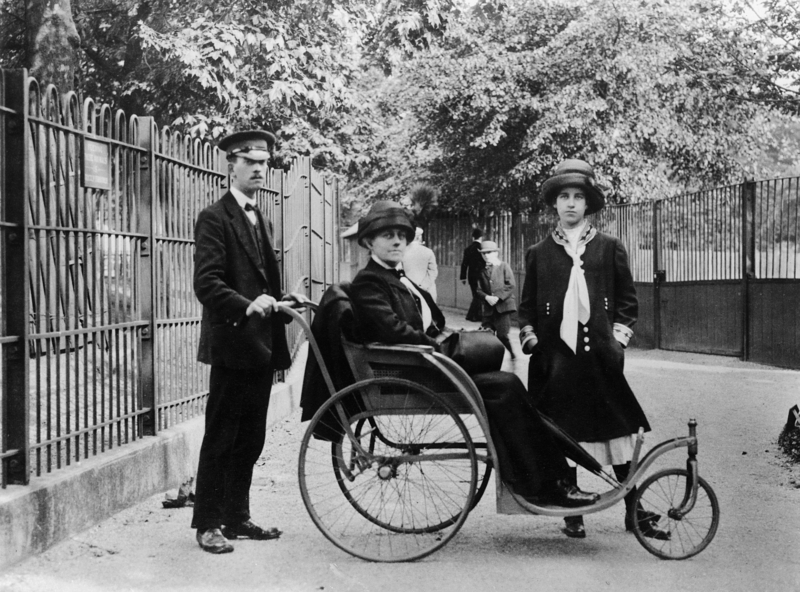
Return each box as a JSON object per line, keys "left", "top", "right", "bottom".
{"left": 560, "top": 232, "right": 591, "bottom": 353}
{"left": 371, "top": 254, "right": 433, "bottom": 330}
{"left": 399, "top": 273, "right": 433, "bottom": 330}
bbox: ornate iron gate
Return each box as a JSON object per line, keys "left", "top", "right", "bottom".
{"left": 425, "top": 178, "right": 800, "bottom": 369}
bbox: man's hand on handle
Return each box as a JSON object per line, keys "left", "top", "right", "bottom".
{"left": 246, "top": 294, "right": 279, "bottom": 318}
{"left": 281, "top": 292, "right": 309, "bottom": 312}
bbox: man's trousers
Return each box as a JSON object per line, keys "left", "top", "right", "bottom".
{"left": 191, "top": 365, "right": 274, "bottom": 531}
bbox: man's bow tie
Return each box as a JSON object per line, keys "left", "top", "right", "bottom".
{"left": 390, "top": 268, "right": 406, "bottom": 278}
{"left": 244, "top": 203, "right": 259, "bottom": 212}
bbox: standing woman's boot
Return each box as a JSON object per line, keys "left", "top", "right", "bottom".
{"left": 562, "top": 515, "right": 585, "bottom": 538}
{"left": 613, "top": 463, "right": 670, "bottom": 540}
{"left": 561, "top": 468, "right": 585, "bottom": 538}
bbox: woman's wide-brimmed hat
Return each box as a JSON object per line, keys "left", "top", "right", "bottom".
{"left": 540, "top": 159, "right": 606, "bottom": 215}
{"left": 356, "top": 200, "right": 415, "bottom": 247}
{"left": 479, "top": 240, "right": 499, "bottom": 253}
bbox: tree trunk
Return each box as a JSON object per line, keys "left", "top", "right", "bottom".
{"left": 26, "top": 0, "right": 80, "bottom": 91}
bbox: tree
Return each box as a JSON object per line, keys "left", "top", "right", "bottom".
{"left": 1, "top": 0, "right": 455, "bottom": 178}
{"left": 351, "top": 0, "right": 799, "bottom": 213}
{"left": 733, "top": 0, "right": 800, "bottom": 115}
{"left": 1, "top": 0, "right": 80, "bottom": 89}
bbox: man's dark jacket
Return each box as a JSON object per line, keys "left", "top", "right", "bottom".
{"left": 459, "top": 240, "right": 485, "bottom": 285}
{"left": 194, "top": 192, "right": 291, "bottom": 370}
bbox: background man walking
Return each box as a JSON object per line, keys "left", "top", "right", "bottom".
{"left": 475, "top": 240, "right": 517, "bottom": 359}
{"left": 460, "top": 227, "right": 485, "bottom": 321}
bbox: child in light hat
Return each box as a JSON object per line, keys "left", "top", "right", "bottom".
{"left": 475, "top": 240, "right": 517, "bottom": 358}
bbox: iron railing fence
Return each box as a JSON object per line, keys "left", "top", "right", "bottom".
{"left": 427, "top": 177, "right": 800, "bottom": 285}
{"left": 422, "top": 177, "right": 799, "bottom": 369}
{"left": 655, "top": 184, "right": 743, "bottom": 282}
{"left": 593, "top": 201, "right": 656, "bottom": 283}
{"left": 428, "top": 208, "right": 651, "bottom": 279}
{"left": 26, "top": 82, "right": 150, "bottom": 477}
{"left": 754, "top": 177, "right": 800, "bottom": 280}
{"left": 151, "top": 124, "right": 224, "bottom": 433}
{"left": 0, "top": 69, "right": 339, "bottom": 487}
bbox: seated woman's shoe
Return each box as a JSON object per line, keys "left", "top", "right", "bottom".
{"left": 530, "top": 479, "right": 600, "bottom": 507}
{"left": 561, "top": 515, "right": 586, "bottom": 539}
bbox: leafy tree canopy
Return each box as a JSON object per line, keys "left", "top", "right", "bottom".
{"left": 1, "top": 0, "right": 453, "bottom": 172}
{"left": 348, "top": 0, "right": 800, "bottom": 215}
{"left": 2, "top": 0, "right": 798, "bottom": 216}
{"left": 736, "top": 0, "right": 800, "bottom": 115}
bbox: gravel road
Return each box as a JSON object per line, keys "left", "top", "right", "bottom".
{"left": 1, "top": 329, "right": 799, "bottom": 592}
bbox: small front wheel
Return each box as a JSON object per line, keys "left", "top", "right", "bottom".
{"left": 632, "top": 468, "right": 720, "bottom": 560}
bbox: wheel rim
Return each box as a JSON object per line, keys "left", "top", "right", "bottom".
{"left": 632, "top": 468, "right": 720, "bottom": 560}
{"left": 299, "top": 378, "right": 478, "bottom": 562}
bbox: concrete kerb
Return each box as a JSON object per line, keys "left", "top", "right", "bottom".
{"left": 0, "top": 342, "right": 309, "bottom": 571}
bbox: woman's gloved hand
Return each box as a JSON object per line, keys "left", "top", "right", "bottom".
{"left": 519, "top": 325, "right": 539, "bottom": 354}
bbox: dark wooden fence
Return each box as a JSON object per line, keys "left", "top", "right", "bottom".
{"left": 425, "top": 179, "right": 799, "bottom": 370}
{"left": 0, "top": 69, "right": 339, "bottom": 487}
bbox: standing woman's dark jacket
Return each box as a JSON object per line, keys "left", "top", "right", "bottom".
{"left": 518, "top": 230, "right": 649, "bottom": 442}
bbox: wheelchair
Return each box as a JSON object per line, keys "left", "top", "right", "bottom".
{"left": 279, "top": 294, "right": 720, "bottom": 563}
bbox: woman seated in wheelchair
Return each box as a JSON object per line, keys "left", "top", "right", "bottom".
{"left": 350, "top": 200, "right": 599, "bottom": 508}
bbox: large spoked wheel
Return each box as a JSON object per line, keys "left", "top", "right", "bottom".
{"left": 632, "top": 468, "right": 720, "bottom": 560}
{"left": 299, "top": 377, "right": 479, "bottom": 562}
{"left": 344, "top": 414, "right": 492, "bottom": 516}
{"left": 334, "top": 416, "right": 489, "bottom": 529}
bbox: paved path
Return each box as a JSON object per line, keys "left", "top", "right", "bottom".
{"left": 1, "top": 309, "right": 799, "bottom": 592}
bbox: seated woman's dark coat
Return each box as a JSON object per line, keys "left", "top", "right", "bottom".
{"left": 350, "top": 259, "right": 573, "bottom": 496}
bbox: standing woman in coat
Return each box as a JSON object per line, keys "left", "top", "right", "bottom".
{"left": 518, "top": 159, "right": 668, "bottom": 541}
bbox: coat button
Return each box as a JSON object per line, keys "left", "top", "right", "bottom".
{"left": 583, "top": 327, "right": 589, "bottom": 333}
{"left": 584, "top": 345, "right": 591, "bottom": 352}
{"left": 584, "top": 336, "right": 590, "bottom": 343}
{"left": 262, "top": 289, "right": 268, "bottom": 294}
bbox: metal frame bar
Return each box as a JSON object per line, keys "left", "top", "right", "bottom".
{"left": 2, "top": 69, "right": 31, "bottom": 485}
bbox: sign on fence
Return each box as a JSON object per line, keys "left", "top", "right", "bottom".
{"left": 81, "top": 137, "right": 111, "bottom": 190}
